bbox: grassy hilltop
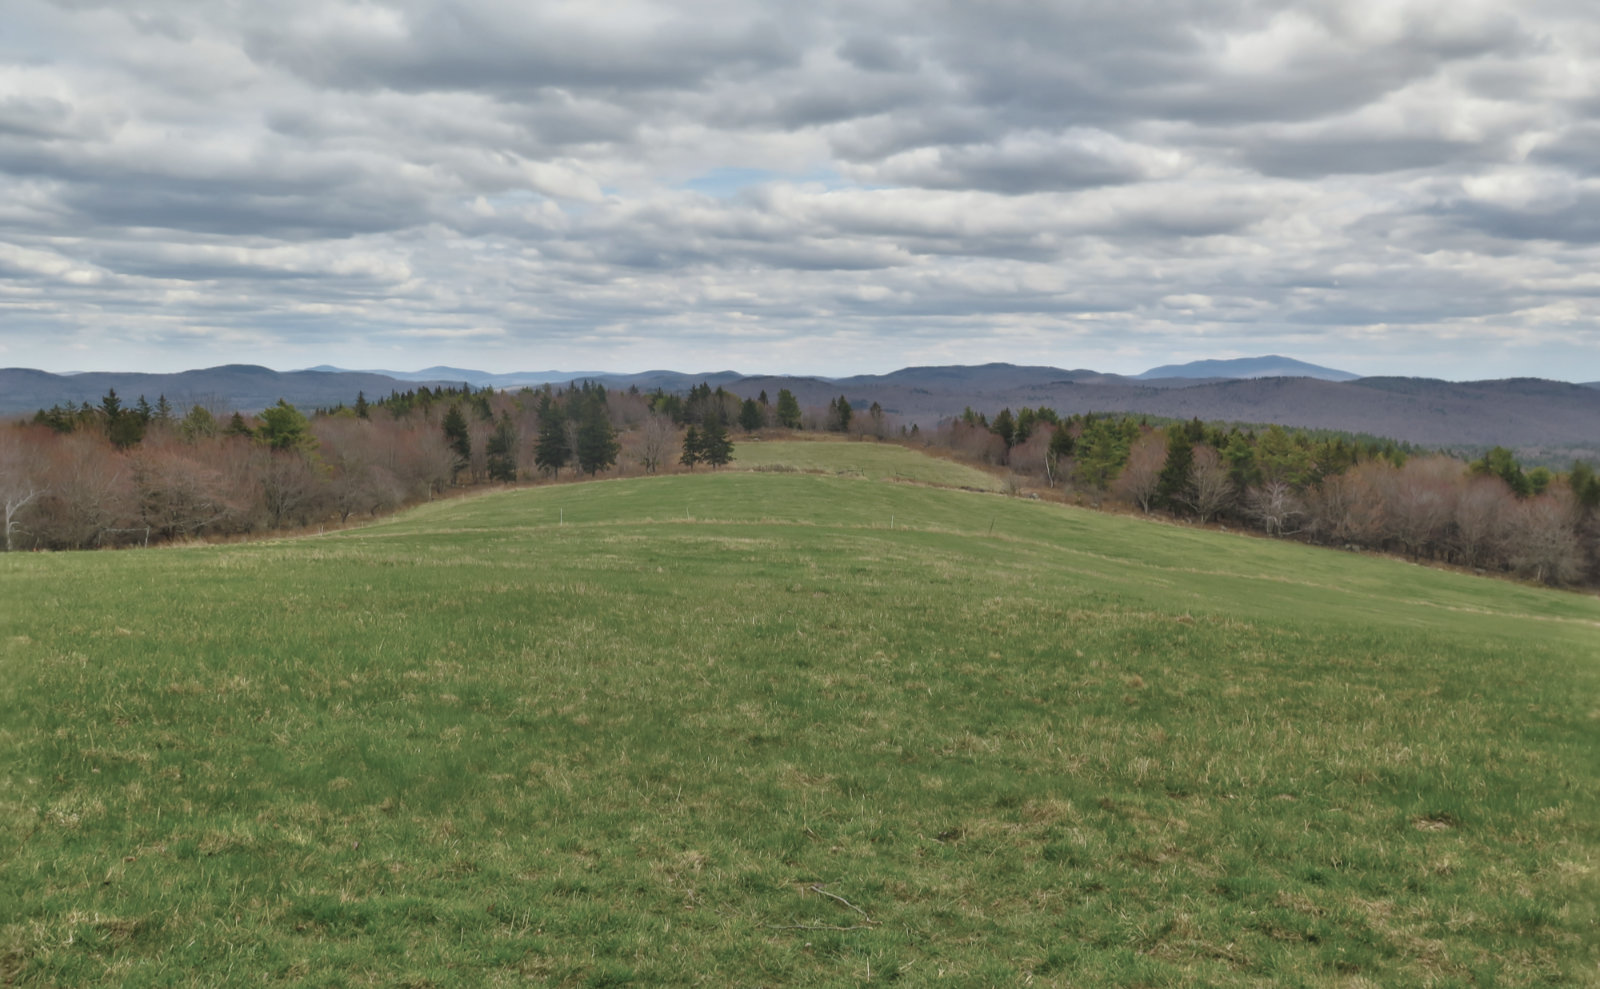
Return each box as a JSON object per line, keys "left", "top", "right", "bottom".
{"left": 2, "top": 443, "right": 1596, "bottom": 986}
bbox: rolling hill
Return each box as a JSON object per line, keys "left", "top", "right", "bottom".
{"left": 1, "top": 448, "right": 1595, "bottom": 985}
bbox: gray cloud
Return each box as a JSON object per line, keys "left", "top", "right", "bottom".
{"left": 0, "top": 0, "right": 1597, "bottom": 380}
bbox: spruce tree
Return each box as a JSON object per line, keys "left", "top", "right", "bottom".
{"left": 993, "top": 408, "right": 1016, "bottom": 449}
{"left": 738, "top": 398, "right": 763, "bottom": 432}
{"left": 681, "top": 426, "right": 703, "bottom": 469}
{"left": 833, "top": 396, "right": 852, "bottom": 432}
{"left": 534, "top": 398, "right": 570, "bottom": 477}
{"left": 775, "top": 389, "right": 802, "bottom": 429}
{"left": 575, "top": 399, "right": 619, "bottom": 475}
{"left": 441, "top": 404, "right": 471, "bottom": 481}
{"left": 486, "top": 412, "right": 517, "bottom": 482}
{"left": 1156, "top": 424, "right": 1196, "bottom": 510}
{"left": 101, "top": 389, "right": 146, "bottom": 449}
{"left": 702, "top": 415, "right": 733, "bottom": 468}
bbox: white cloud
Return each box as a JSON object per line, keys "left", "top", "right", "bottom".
{"left": 0, "top": 0, "right": 1596, "bottom": 378}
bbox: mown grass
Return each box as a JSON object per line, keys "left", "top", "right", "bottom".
{"left": 728, "top": 437, "right": 1003, "bottom": 491}
{"left": 1, "top": 462, "right": 1596, "bottom": 987}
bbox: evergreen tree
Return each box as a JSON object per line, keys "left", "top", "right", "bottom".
{"left": 258, "top": 399, "right": 315, "bottom": 452}
{"left": 1256, "top": 424, "right": 1312, "bottom": 487}
{"left": 830, "top": 395, "right": 853, "bottom": 432}
{"left": 738, "top": 397, "right": 763, "bottom": 432}
{"left": 486, "top": 412, "right": 518, "bottom": 482}
{"left": 1570, "top": 460, "right": 1599, "bottom": 511}
{"left": 993, "top": 408, "right": 1016, "bottom": 449}
{"left": 1073, "top": 416, "right": 1135, "bottom": 493}
{"left": 775, "top": 389, "right": 801, "bottom": 429}
{"left": 179, "top": 405, "right": 217, "bottom": 441}
{"left": 1469, "top": 446, "right": 1530, "bottom": 497}
{"left": 1014, "top": 407, "right": 1037, "bottom": 445}
{"left": 354, "top": 391, "right": 370, "bottom": 419}
{"left": 224, "top": 411, "right": 253, "bottom": 438}
{"left": 534, "top": 397, "right": 570, "bottom": 477}
{"left": 1156, "top": 423, "right": 1198, "bottom": 509}
{"left": 1048, "top": 424, "right": 1075, "bottom": 460}
{"left": 1223, "top": 431, "right": 1258, "bottom": 490}
{"left": 701, "top": 415, "right": 733, "bottom": 468}
{"left": 154, "top": 395, "right": 173, "bottom": 423}
{"left": 575, "top": 398, "right": 619, "bottom": 475}
{"left": 681, "top": 426, "right": 703, "bottom": 469}
{"left": 101, "top": 389, "right": 146, "bottom": 449}
{"left": 441, "top": 404, "right": 471, "bottom": 481}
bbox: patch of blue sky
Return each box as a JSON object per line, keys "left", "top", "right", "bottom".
{"left": 683, "top": 167, "right": 847, "bottom": 197}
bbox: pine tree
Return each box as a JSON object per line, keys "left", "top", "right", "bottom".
{"left": 833, "top": 395, "right": 852, "bottom": 432}
{"left": 224, "top": 411, "right": 253, "bottom": 438}
{"left": 702, "top": 415, "right": 733, "bottom": 468}
{"left": 1156, "top": 423, "right": 1196, "bottom": 510}
{"left": 775, "top": 389, "right": 802, "bottom": 429}
{"left": 441, "top": 404, "right": 471, "bottom": 482}
{"left": 354, "top": 391, "right": 370, "bottom": 419}
{"left": 575, "top": 399, "right": 619, "bottom": 475}
{"left": 486, "top": 412, "right": 517, "bottom": 482}
{"left": 738, "top": 398, "right": 763, "bottom": 432}
{"left": 993, "top": 408, "right": 1016, "bottom": 449}
{"left": 258, "top": 399, "right": 315, "bottom": 452}
{"left": 534, "top": 398, "right": 570, "bottom": 477}
{"left": 1570, "top": 460, "right": 1599, "bottom": 511}
{"left": 681, "top": 426, "right": 703, "bottom": 469}
{"left": 101, "top": 389, "right": 145, "bottom": 449}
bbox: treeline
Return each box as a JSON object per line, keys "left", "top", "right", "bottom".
{"left": 3, "top": 382, "right": 701, "bottom": 551}
{"left": 7, "top": 378, "right": 886, "bottom": 552}
{"left": 919, "top": 408, "right": 1600, "bottom": 586}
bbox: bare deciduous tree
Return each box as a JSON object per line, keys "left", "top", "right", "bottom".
{"left": 1114, "top": 431, "right": 1167, "bottom": 513}
{"left": 1508, "top": 492, "right": 1584, "bottom": 585}
{"left": 637, "top": 413, "right": 676, "bottom": 474}
{"left": 1452, "top": 474, "right": 1513, "bottom": 567}
{"left": 1380, "top": 456, "right": 1459, "bottom": 559}
{"left": 1246, "top": 480, "right": 1304, "bottom": 536}
{"left": 0, "top": 429, "right": 43, "bottom": 551}
{"left": 1183, "top": 445, "right": 1233, "bottom": 523}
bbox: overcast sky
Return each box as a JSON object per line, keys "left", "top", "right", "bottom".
{"left": 3, "top": 1, "right": 1598, "bottom": 380}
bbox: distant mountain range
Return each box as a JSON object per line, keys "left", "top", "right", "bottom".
{"left": 3, "top": 359, "right": 1597, "bottom": 452}
{"left": 726, "top": 371, "right": 1600, "bottom": 450}
{"left": 0, "top": 365, "right": 465, "bottom": 418}
{"left": 302, "top": 365, "right": 746, "bottom": 392}
{"left": 1135, "top": 355, "right": 1359, "bottom": 381}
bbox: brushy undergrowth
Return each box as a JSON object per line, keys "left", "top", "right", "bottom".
{"left": 1, "top": 461, "right": 1596, "bottom": 987}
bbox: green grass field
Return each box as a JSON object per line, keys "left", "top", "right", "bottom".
{"left": 2, "top": 457, "right": 1597, "bottom": 986}
{"left": 729, "top": 438, "right": 1004, "bottom": 491}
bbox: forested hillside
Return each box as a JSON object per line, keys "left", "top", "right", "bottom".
{"left": 4, "top": 380, "right": 1596, "bottom": 588}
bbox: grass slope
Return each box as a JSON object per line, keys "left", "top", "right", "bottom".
{"left": 1, "top": 467, "right": 1597, "bottom": 986}
{"left": 729, "top": 439, "right": 1003, "bottom": 491}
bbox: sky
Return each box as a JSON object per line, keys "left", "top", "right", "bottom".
{"left": 2, "top": 0, "right": 1599, "bottom": 381}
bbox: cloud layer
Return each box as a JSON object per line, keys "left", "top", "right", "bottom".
{"left": 2, "top": 0, "right": 1598, "bottom": 378}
